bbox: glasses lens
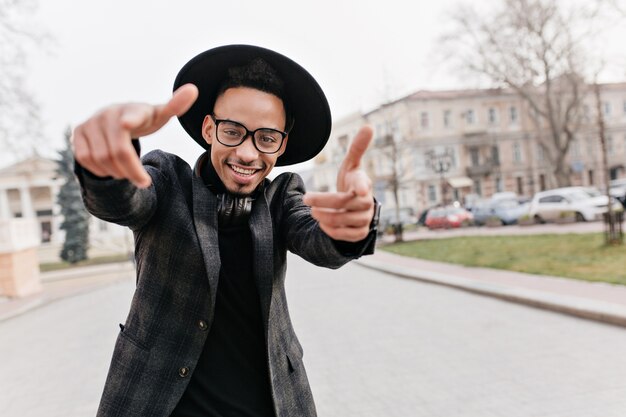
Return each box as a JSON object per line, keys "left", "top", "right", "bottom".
{"left": 217, "top": 121, "right": 246, "bottom": 145}
{"left": 254, "top": 130, "right": 283, "bottom": 153}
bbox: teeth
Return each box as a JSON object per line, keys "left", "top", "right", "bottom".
{"left": 231, "top": 165, "right": 255, "bottom": 175}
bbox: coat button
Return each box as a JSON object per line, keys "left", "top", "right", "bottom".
{"left": 198, "top": 320, "right": 208, "bottom": 331}
{"left": 179, "top": 367, "right": 190, "bottom": 378}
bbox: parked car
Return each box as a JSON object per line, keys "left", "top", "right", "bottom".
{"left": 472, "top": 198, "right": 530, "bottom": 226}
{"left": 425, "top": 205, "right": 474, "bottom": 229}
{"left": 528, "top": 186, "right": 622, "bottom": 223}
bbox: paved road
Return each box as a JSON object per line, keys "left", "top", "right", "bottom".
{"left": 2, "top": 254, "right": 626, "bottom": 417}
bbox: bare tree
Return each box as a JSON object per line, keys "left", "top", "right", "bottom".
{"left": 365, "top": 77, "right": 414, "bottom": 243}
{"left": 441, "top": 0, "right": 614, "bottom": 187}
{"left": 0, "top": 0, "right": 47, "bottom": 160}
{"left": 370, "top": 111, "right": 405, "bottom": 242}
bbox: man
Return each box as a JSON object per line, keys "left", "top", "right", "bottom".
{"left": 73, "top": 44, "right": 380, "bottom": 417}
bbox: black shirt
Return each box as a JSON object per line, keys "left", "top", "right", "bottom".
{"left": 170, "top": 161, "right": 274, "bottom": 417}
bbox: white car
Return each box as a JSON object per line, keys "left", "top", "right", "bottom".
{"left": 528, "top": 186, "right": 622, "bottom": 223}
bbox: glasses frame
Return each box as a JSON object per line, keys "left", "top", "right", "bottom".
{"left": 210, "top": 115, "right": 288, "bottom": 155}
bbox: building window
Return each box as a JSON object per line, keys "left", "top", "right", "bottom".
{"left": 420, "top": 111, "right": 429, "bottom": 129}
{"left": 473, "top": 179, "right": 482, "bottom": 196}
{"left": 623, "top": 100, "right": 626, "bottom": 115}
{"left": 495, "top": 176, "right": 503, "bottom": 192}
{"left": 607, "top": 135, "right": 614, "bottom": 153}
{"left": 337, "top": 134, "right": 348, "bottom": 153}
{"left": 443, "top": 110, "right": 451, "bottom": 128}
{"left": 587, "top": 136, "right": 595, "bottom": 156}
{"left": 588, "top": 169, "right": 594, "bottom": 185}
{"left": 537, "top": 144, "right": 545, "bottom": 161}
{"left": 604, "top": 102, "right": 612, "bottom": 116}
{"left": 516, "top": 177, "right": 524, "bottom": 195}
{"left": 469, "top": 147, "right": 480, "bottom": 166}
{"left": 491, "top": 146, "right": 500, "bottom": 165}
{"left": 510, "top": 106, "right": 518, "bottom": 123}
{"left": 447, "top": 147, "right": 457, "bottom": 168}
{"left": 488, "top": 108, "right": 497, "bottom": 124}
{"left": 466, "top": 109, "right": 475, "bottom": 124}
{"left": 513, "top": 142, "right": 522, "bottom": 163}
{"left": 376, "top": 124, "right": 383, "bottom": 140}
{"left": 428, "top": 185, "right": 437, "bottom": 202}
{"left": 539, "top": 174, "right": 546, "bottom": 191}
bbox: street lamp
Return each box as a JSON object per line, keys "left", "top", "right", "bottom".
{"left": 426, "top": 149, "right": 454, "bottom": 205}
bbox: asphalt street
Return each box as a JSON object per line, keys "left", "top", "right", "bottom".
{"left": 1, "top": 254, "right": 626, "bottom": 417}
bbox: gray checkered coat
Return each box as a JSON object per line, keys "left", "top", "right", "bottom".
{"left": 76, "top": 150, "right": 376, "bottom": 417}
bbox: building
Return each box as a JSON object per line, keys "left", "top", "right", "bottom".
{"left": 0, "top": 155, "right": 130, "bottom": 263}
{"left": 313, "top": 82, "right": 626, "bottom": 215}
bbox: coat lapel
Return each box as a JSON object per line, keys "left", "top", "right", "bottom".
{"left": 249, "top": 188, "right": 274, "bottom": 330}
{"left": 191, "top": 172, "right": 221, "bottom": 311}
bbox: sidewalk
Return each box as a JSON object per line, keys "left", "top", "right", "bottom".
{"left": 0, "top": 262, "right": 135, "bottom": 322}
{"left": 357, "top": 250, "right": 626, "bottom": 328}
{"left": 2, "top": 230, "right": 626, "bottom": 328}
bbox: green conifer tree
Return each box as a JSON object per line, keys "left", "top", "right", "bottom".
{"left": 57, "top": 127, "right": 90, "bottom": 263}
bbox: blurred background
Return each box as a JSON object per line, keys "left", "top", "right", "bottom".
{"left": 2, "top": 1, "right": 626, "bottom": 416}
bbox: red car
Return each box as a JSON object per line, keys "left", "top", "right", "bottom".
{"left": 425, "top": 205, "right": 474, "bottom": 229}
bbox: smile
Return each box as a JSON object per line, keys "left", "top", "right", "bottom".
{"left": 229, "top": 165, "right": 258, "bottom": 176}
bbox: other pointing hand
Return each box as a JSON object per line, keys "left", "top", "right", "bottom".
{"left": 72, "top": 83, "right": 198, "bottom": 188}
{"left": 303, "top": 126, "right": 375, "bottom": 242}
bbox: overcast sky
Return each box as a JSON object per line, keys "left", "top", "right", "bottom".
{"left": 10, "top": 0, "right": 626, "bottom": 172}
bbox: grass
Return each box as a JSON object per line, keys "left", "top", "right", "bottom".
{"left": 382, "top": 233, "right": 626, "bottom": 286}
{"left": 40, "top": 254, "right": 132, "bottom": 272}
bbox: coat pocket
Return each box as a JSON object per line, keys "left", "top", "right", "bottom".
{"left": 98, "top": 326, "right": 152, "bottom": 415}
{"left": 118, "top": 323, "right": 151, "bottom": 351}
{"left": 285, "top": 341, "right": 303, "bottom": 374}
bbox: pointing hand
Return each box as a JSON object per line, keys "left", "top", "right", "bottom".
{"left": 72, "top": 83, "right": 198, "bottom": 188}
{"left": 303, "top": 126, "right": 375, "bottom": 242}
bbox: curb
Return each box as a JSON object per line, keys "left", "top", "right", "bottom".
{"left": 355, "top": 257, "right": 626, "bottom": 328}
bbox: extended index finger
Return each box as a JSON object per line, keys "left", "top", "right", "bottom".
{"left": 303, "top": 191, "right": 372, "bottom": 211}
{"left": 341, "top": 125, "right": 373, "bottom": 171}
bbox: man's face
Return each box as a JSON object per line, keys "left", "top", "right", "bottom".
{"left": 202, "top": 87, "right": 288, "bottom": 196}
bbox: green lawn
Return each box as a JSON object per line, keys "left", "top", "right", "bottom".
{"left": 382, "top": 233, "right": 626, "bottom": 285}
{"left": 40, "top": 254, "right": 132, "bottom": 272}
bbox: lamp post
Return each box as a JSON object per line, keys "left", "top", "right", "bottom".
{"left": 426, "top": 149, "right": 454, "bottom": 205}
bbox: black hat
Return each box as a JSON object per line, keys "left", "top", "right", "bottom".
{"left": 174, "top": 44, "right": 332, "bottom": 166}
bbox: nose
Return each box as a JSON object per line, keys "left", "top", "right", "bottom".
{"left": 235, "top": 134, "right": 260, "bottom": 162}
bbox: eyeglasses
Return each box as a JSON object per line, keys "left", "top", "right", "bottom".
{"left": 210, "top": 115, "right": 288, "bottom": 154}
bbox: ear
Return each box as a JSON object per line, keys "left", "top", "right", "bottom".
{"left": 201, "top": 115, "right": 214, "bottom": 145}
{"left": 278, "top": 135, "right": 289, "bottom": 156}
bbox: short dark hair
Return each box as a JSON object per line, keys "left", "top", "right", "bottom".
{"left": 213, "top": 58, "right": 294, "bottom": 131}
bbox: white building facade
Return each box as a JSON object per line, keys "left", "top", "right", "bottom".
{"left": 0, "top": 156, "right": 130, "bottom": 262}
{"left": 313, "top": 83, "right": 626, "bottom": 216}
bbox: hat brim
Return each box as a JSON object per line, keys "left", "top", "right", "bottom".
{"left": 174, "top": 44, "right": 332, "bottom": 167}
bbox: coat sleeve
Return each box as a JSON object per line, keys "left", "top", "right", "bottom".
{"left": 74, "top": 147, "right": 171, "bottom": 231}
{"left": 278, "top": 172, "right": 376, "bottom": 269}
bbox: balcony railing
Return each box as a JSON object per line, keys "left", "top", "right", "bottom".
{"left": 466, "top": 159, "right": 499, "bottom": 177}
{"left": 0, "top": 219, "right": 40, "bottom": 253}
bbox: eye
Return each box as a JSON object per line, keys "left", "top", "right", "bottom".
{"left": 219, "top": 122, "right": 245, "bottom": 138}
{"left": 259, "top": 135, "right": 278, "bottom": 144}
{"left": 223, "top": 129, "right": 242, "bottom": 137}
{"left": 257, "top": 130, "right": 281, "bottom": 144}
